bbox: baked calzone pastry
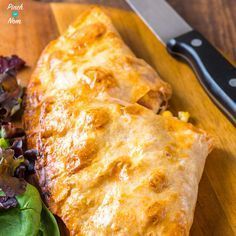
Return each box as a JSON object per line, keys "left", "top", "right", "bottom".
{"left": 24, "top": 8, "right": 212, "bottom": 236}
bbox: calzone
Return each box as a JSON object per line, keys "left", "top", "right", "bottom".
{"left": 24, "top": 8, "right": 212, "bottom": 236}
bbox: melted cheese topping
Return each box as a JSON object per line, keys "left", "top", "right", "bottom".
{"left": 24, "top": 8, "right": 212, "bottom": 236}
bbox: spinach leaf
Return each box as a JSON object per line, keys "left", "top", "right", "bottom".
{"left": 38, "top": 203, "right": 60, "bottom": 236}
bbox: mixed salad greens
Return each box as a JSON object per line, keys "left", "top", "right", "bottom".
{"left": 0, "top": 55, "right": 60, "bottom": 236}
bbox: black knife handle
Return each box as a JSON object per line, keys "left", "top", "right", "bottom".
{"left": 167, "top": 30, "right": 236, "bottom": 125}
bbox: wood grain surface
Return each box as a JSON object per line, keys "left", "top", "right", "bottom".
{"left": 0, "top": 0, "right": 235, "bottom": 235}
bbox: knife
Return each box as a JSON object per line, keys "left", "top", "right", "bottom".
{"left": 126, "top": 0, "right": 236, "bottom": 125}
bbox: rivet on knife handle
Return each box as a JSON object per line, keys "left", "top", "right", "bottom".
{"left": 167, "top": 30, "right": 236, "bottom": 125}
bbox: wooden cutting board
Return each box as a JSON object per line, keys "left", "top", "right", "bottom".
{"left": 0, "top": 0, "right": 235, "bottom": 235}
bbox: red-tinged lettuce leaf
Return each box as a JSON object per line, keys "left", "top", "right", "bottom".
{"left": 0, "top": 176, "right": 26, "bottom": 198}
{"left": 0, "top": 55, "right": 25, "bottom": 121}
{"left": 0, "top": 55, "right": 25, "bottom": 74}
{"left": 0, "top": 122, "right": 25, "bottom": 139}
{"left": 0, "top": 55, "right": 39, "bottom": 211}
{"left": 0, "top": 196, "right": 18, "bottom": 210}
{"left": 0, "top": 70, "right": 19, "bottom": 93}
{"left": 0, "top": 149, "right": 26, "bottom": 197}
{"left": 0, "top": 71, "right": 23, "bottom": 120}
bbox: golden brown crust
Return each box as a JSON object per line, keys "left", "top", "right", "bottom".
{"left": 24, "top": 8, "right": 212, "bottom": 236}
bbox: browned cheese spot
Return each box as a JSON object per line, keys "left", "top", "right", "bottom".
{"left": 110, "top": 157, "right": 132, "bottom": 180}
{"left": 123, "top": 105, "right": 143, "bottom": 115}
{"left": 85, "top": 108, "right": 109, "bottom": 128}
{"left": 67, "top": 138, "right": 98, "bottom": 174}
{"left": 146, "top": 201, "right": 167, "bottom": 225}
{"left": 163, "top": 211, "right": 188, "bottom": 236}
{"left": 149, "top": 171, "right": 168, "bottom": 193}
{"left": 84, "top": 67, "right": 117, "bottom": 89}
{"left": 71, "top": 23, "right": 107, "bottom": 53}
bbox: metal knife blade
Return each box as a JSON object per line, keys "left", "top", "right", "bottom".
{"left": 126, "top": 0, "right": 236, "bottom": 125}
{"left": 126, "top": 0, "right": 192, "bottom": 44}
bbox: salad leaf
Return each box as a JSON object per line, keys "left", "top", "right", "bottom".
{"left": 0, "top": 184, "right": 60, "bottom": 236}
{"left": 0, "top": 138, "right": 38, "bottom": 198}
{"left": 0, "top": 184, "right": 41, "bottom": 236}
{"left": 0, "top": 55, "right": 25, "bottom": 74}
{"left": 38, "top": 203, "right": 60, "bottom": 236}
{"left": 0, "top": 122, "right": 25, "bottom": 139}
{"left": 0, "top": 55, "right": 25, "bottom": 121}
{"left": 0, "top": 55, "right": 60, "bottom": 235}
{"left": 0, "top": 71, "right": 23, "bottom": 120}
{"left": 0, "top": 149, "right": 26, "bottom": 197}
{"left": 0, "top": 196, "right": 18, "bottom": 210}
{"left": 0, "top": 138, "right": 9, "bottom": 148}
